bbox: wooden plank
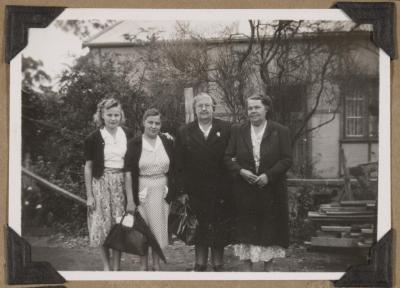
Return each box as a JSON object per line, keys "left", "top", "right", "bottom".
{"left": 340, "top": 200, "right": 376, "bottom": 207}
{"left": 325, "top": 211, "right": 375, "bottom": 216}
{"left": 321, "top": 226, "right": 352, "bottom": 232}
{"left": 22, "top": 167, "right": 86, "bottom": 205}
{"left": 320, "top": 203, "right": 341, "bottom": 208}
{"left": 320, "top": 206, "right": 369, "bottom": 212}
{"left": 308, "top": 211, "right": 375, "bottom": 220}
{"left": 340, "top": 147, "right": 353, "bottom": 201}
{"left": 316, "top": 230, "right": 341, "bottom": 237}
{"left": 361, "top": 228, "right": 374, "bottom": 234}
{"left": 358, "top": 242, "right": 372, "bottom": 248}
{"left": 310, "top": 237, "right": 358, "bottom": 247}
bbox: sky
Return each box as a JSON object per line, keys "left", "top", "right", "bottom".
{"left": 22, "top": 24, "right": 89, "bottom": 85}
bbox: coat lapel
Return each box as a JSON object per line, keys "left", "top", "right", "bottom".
{"left": 262, "top": 120, "right": 274, "bottom": 142}
{"left": 259, "top": 121, "right": 276, "bottom": 168}
{"left": 206, "top": 119, "right": 221, "bottom": 145}
{"left": 188, "top": 121, "right": 208, "bottom": 148}
{"left": 241, "top": 122, "right": 253, "bottom": 155}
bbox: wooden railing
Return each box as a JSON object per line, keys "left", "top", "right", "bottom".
{"left": 22, "top": 167, "right": 86, "bottom": 206}
{"left": 22, "top": 167, "right": 375, "bottom": 206}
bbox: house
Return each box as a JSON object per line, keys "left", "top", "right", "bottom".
{"left": 83, "top": 21, "right": 379, "bottom": 179}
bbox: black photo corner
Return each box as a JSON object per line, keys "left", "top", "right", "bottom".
{"left": 4, "top": 1, "right": 396, "bottom": 286}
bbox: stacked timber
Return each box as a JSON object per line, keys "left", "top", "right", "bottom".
{"left": 305, "top": 200, "right": 376, "bottom": 249}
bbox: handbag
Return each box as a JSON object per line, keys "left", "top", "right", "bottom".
{"left": 169, "top": 201, "right": 198, "bottom": 245}
{"left": 103, "top": 212, "right": 147, "bottom": 255}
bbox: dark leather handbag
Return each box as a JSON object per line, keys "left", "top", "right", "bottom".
{"left": 169, "top": 201, "right": 198, "bottom": 245}
{"left": 103, "top": 213, "right": 147, "bottom": 255}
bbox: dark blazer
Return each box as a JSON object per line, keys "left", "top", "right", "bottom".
{"left": 224, "top": 120, "right": 292, "bottom": 248}
{"left": 175, "top": 118, "right": 233, "bottom": 246}
{"left": 84, "top": 126, "right": 133, "bottom": 178}
{"left": 124, "top": 134, "right": 176, "bottom": 206}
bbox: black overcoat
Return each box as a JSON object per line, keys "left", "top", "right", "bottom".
{"left": 224, "top": 121, "right": 292, "bottom": 248}
{"left": 175, "top": 118, "right": 233, "bottom": 247}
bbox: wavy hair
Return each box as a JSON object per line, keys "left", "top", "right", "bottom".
{"left": 93, "top": 98, "right": 126, "bottom": 128}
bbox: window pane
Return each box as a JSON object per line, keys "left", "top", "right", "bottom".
{"left": 345, "top": 96, "right": 364, "bottom": 137}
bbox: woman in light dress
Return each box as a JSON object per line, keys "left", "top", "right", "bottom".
{"left": 84, "top": 98, "right": 132, "bottom": 271}
{"left": 124, "top": 108, "right": 176, "bottom": 271}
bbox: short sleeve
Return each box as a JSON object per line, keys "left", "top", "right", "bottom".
{"left": 84, "top": 135, "right": 94, "bottom": 161}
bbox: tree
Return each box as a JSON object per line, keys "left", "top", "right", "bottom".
{"left": 21, "top": 56, "right": 55, "bottom": 160}
{"left": 209, "top": 20, "right": 257, "bottom": 122}
{"left": 54, "top": 20, "right": 117, "bottom": 39}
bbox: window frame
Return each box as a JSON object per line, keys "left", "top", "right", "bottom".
{"left": 341, "top": 76, "right": 379, "bottom": 143}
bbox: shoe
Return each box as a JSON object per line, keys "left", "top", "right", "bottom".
{"left": 194, "top": 264, "right": 207, "bottom": 271}
{"left": 213, "top": 265, "right": 224, "bottom": 272}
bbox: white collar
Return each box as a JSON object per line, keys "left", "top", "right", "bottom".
{"left": 198, "top": 122, "right": 212, "bottom": 137}
{"left": 142, "top": 135, "right": 161, "bottom": 151}
{"left": 251, "top": 121, "right": 267, "bottom": 138}
{"left": 101, "top": 126, "right": 124, "bottom": 141}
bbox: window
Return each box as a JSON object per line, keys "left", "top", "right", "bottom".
{"left": 343, "top": 78, "right": 378, "bottom": 141}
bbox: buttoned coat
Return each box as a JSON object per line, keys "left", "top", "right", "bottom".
{"left": 224, "top": 120, "right": 292, "bottom": 248}
{"left": 175, "top": 118, "right": 233, "bottom": 246}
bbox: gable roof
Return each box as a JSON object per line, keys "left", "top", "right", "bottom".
{"left": 83, "top": 20, "right": 373, "bottom": 48}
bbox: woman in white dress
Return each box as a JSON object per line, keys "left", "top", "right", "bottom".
{"left": 124, "top": 108, "right": 176, "bottom": 271}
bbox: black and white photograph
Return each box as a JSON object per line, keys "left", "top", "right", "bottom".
{"left": 8, "top": 8, "right": 391, "bottom": 280}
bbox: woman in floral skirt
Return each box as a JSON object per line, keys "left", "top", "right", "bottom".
{"left": 84, "top": 98, "right": 132, "bottom": 271}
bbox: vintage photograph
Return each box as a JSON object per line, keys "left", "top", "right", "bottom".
{"left": 9, "top": 9, "right": 390, "bottom": 279}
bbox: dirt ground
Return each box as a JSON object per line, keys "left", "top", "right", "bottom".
{"left": 25, "top": 233, "right": 368, "bottom": 272}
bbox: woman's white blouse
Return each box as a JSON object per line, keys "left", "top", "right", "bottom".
{"left": 250, "top": 121, "right": 267, "bottom": 173}
{"left": 100, "top": 127, "right": 127, "bottom": 169}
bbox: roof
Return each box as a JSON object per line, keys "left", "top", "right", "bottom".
{"left": 83, "top": 20, "right": 373, "bottom": 49}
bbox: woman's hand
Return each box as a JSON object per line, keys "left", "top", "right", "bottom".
{"left": 87, "top": 196, "right": 95, "bottom": 210}
{"left": 162, "top": 132, "right": 174, "bottom": 141}
{"left": 178, "top": 194, "right": 189, "bottom": 204}
{"left": 255, "top": 173, "right": 268, "bottom": 188}
{"left": 126, "top": 201, "right": 136, "bottom": 214}
{"left": 240, "top": 169, "right": 258, "bottom": 184}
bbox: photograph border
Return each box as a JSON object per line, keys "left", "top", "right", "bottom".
{"left": 1, "top": 1, "right": 397, "bottom": 287}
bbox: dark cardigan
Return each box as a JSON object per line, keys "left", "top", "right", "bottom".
{"left": 84, "top": 126, "right": 133, "bottom": 179}
{"left": 124, "top": 134, "right": 177, "bottom": 206}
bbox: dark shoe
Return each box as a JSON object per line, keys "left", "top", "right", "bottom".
{"left": 213, "top": 265, "right": 224, "bottom": 272}
{"left": 194, "top": 264, "right": 207, "bottom": 271}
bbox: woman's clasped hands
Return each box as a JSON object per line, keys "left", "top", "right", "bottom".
{"left": 239, "top": 169, "right": 268, "bottom": 188}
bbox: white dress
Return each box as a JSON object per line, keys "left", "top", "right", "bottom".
{"left": 137, "top": 136, "right": 170, "bottom": 249}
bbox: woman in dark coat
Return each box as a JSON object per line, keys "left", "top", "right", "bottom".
{"left": 175, "top": 93, "right": 233, "bottom": 271}
{"left": 224, "top": 94, "right": 292, "bottom": 271}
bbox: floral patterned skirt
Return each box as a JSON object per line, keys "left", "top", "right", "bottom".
{"left": 233, "top": 244, "right": 286, "bottom": 263}
{"left": 87, "top": 170, "right": 126, "bottom": 247}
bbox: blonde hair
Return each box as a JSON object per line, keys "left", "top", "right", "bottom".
{"left": 93, "top": 98, "right": 126, "bottom": 128}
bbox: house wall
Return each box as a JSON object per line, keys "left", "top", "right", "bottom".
{"left": 310, "top": 112, "right": 340, "bottom": 178}
{"left": 87, "top": 33, "right": 379, "bottom": 179}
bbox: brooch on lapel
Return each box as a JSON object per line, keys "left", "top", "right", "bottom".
{"left": 216, "top": 131, "right": 221, "bottom": 137}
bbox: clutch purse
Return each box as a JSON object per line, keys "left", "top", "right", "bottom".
{"left": 103, "top": 213, "right": 147, "bottom": 255}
